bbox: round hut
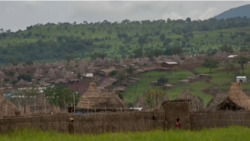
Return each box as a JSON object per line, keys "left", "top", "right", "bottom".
{"left": 0, "top": 94, "right": 20, "bottom": 117}
{"left": 176, "top": 87, "right": 204, "bottom": 112}
{"left": 76, "top": 83, "right": 126, "bottom": 112}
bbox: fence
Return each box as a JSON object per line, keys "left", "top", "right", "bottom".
{"left": 1, "top": 111, "right": 250, "bottom": 134}
{"left": 0, "top": 112, "right": 165, "bottom": 134}
{"left": 190, "top": 111, "right": 250, "bottom": 130}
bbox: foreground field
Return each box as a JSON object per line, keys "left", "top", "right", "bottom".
{"left": 1, "top": 127, "right": 249, "bottom": 141}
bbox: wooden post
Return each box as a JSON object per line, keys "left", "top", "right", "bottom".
{"left": 73, "top": 93, "right": 75, "bottom": 113}
{"left": 44, "top": 95, "right": 46, "bottom": 115}
{"left": 5, "top": 101, "right": 7, "bottom": 116}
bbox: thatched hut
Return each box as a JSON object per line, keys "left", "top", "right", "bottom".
{"left": 68, "top": 60, "right": 76, "bottom": 68}
{"left": 228, "top": 82, "right": 250, "bottom": 110}
{"left": 133, "top": 96, "right": 149, "bottom": 110}
{"left": 15, "top": 79, "right": 29, "bottom": 87}
{"left": 0, "top": 94, "right": 20, "bottom": 117}
{"left": 205, "top": 93, "right": 228, "bottom": 112}
{"left": 48, "top": 68, "right": 56, "bottom": 79}
{"left": 76, "top": 83, "right": 126, "bottom": 112}
{"left": 176, "top": 87, "right": 204, "bottom": 112}
{"left": 0, "top": 71, "right": 5, "bottom": 79}
{"left": 60, "top": 68, "right": 67, "bottom": 77}
{"left": 77, "top": 63, "right": 86, "bottom": 74}
{"left": 206, "top": 83, "right": 250, "bottom": 111}
{"left": 29, "top": 93, "right": 51, "bottom": 114}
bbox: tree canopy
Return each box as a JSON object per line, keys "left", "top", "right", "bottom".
{"left": 202, "top": 59, "right": 219, "bottom": 73}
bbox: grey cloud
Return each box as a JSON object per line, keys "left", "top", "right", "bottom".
{"left": 0, "top": 1, "right": 250, "bottom": 31}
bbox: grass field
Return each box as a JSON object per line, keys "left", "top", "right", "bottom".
{"left": 123, "top": 64, "right": 250, "bottom": 105}
{"left": 1, "top": 127, "right": 249, "bottom": 141}
{"left": 123, "top": 71, "right": 194, "bottom": 103}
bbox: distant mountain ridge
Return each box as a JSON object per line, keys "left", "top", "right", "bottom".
{"left": 214, "top": 4, "right": 250, "bottom": 20}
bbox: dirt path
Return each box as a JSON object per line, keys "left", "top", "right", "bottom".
{"left": 190, "top": 69, "right": 217, "bottom": 97}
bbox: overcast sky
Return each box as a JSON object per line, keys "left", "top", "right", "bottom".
{"left": 1, "top": 1, "right": 250, "bottom": 32}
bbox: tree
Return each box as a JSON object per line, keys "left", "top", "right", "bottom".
{"left": 10, "top": 87, "right": 40, "bottom": 107}
{"left": 126, "top": 65, "right": 135, "bottom": 77}
{"left": 220, "top": 45, "right": 234, "bottom": 53}
{"left": 65, "top": 54, "right": 72, "bottom": 63}
{"left": 206, "top": 48, "right": 217, "bottom": 56}
{"left": 44, "top": 84, "right": 79, "bottom": 109}
{"left": 172, "top": 46, "right": 183, "bottom": 55}
{"left": 145, "top": 89, "right": 165, "bottom": 109}
{"left": 185, "top": 17, "right": 191, "bottom": 23}
{"left": 240, "top": 46, "right": 249, "bottom": 52}
{"left": 11, "top": 59, "right": 18, "bottom": 66}
{"left": 157, "top": 76, "right": 168, "bottom": 86}
{"left": 91, "top": 52, "right": 106, "bottom": 60}
{"left": 224, "top": 60, "right": 235, "bottom": 74}
{"left": 159, "top": 34, "right": 165, "bottom": 41}
{"left": 26, "top": 60, "right": 33, "bottom": 66}
{"left": 202, "top": 59, "right": 219, "bottom": 73}
{"left": 132, "top": 48, "right": 143, "bottom": 58}
{"left": 115, "top": 71, "right": 126, "bottom": 85}
{"left": 18, "top": 74, "right": 32, "bottom": 82}
{"left": 109, "top": 70, "right": 118, "bottom": 77}
{"left": 233, "top": 55, "right": 249, "bottom": 74}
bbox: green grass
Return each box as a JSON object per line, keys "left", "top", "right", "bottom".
{"left": 166, "top": 80, "right": 213, "bottom": 105}
{"left": 123, "top": 65, "right": 250, "bottom": 105}
{"left": 2, "top": 127, "right": 250, "bottom": 141}
{"left": 123, "top": 71, "right": 194, "bottom": 103}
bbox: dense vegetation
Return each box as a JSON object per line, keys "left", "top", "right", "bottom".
{"left": 1, "top": 127, "right": 250, "bottom": 141}
{"left": 1, "top": 17, "right": 250, "bottom": 65}
{"left": 214, "top": 4, "right": 250, "bottom": 19}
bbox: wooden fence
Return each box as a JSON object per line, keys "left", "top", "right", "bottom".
{"left": 1, "top": 111, "right": 250, "bottom": 134}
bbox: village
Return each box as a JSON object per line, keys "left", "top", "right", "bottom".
{"left": 0, "top": 50, "right": 250, "bottom": 132}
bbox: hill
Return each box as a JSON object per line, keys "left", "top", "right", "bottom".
{"left": 214, "top": 4, "right": 250, "bottom": 19}
{"left": 1, "top": 18, "right": 250, "bottom": 65}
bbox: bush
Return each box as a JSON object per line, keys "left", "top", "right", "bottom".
{"left": 18, "top": 74, "right": 32, "bottom": 82}
{"left": 109, "top": 70, "right": 118, "bottom": 77}
{"left": 157, "top": 76, "right": 168, "bottom": 86}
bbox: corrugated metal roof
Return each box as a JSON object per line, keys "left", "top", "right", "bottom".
{"left": 236, "top": 76, "right": 247, "bottom": 79}
{"left": 165, "top": 62, "right": 178, "bottom": 64}
{"left": 228, "top": 55, "right": 237, "bottom": 58}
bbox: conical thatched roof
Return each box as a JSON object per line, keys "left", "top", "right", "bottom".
{"left": 16, "top": 79, "right": 28, "bottom": 86}
{"left": 45, "top": 63, "right": 51, "bottom": 68}
{"left": 29, "top": 94, "right": 51, "bottom": 113}
{"left": 228, "top": 82, "right": 250, "bottom": 110}
{"left": 176, "top": 87, "right": 193, "bottom": 100}
{"left": 176, "top": 87, "right": 203, "bottom": 112}
{"left": 206, "top": 83, "right": 250, "bottom": 112}
{"left": 60, "top": 68, "right": 67, "bottom": 77}
{"left": 133, "top": 96, "right": 149, "bottom": 109}
{"left": 0, "top": 71, "right": 5, "bottom": 78}
{"left": 48, "top": 68, "right": 56, "bottom": 79}
{"left": 16, "top": 63, "right": 24, "bottom": 69}
{"left": 205, "top": 93, "right": 228, "bottom": 112}
{"left": 0, "top": 94, "right": 20, "bottom": 117}
{"left": 162, "top": 94, "right": 168, "bottom": 102}
{"left": 76, "top": 83, "right": 126, "bottom": 110}
{"left": 69, "top": 60, "right": 76, "bottom": 68}
{"left": 77, "top": 63, "right": 86, "bottom": 74}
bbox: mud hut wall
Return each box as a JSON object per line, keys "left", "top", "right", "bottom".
{"left": 162, "top": 101, "right": 191, "bottom": 130}
{"left": 190, "top": 111, "right": 250, "bottom": 130}
{"left": 0, "top": 112, "right": 165, "bottom": 134}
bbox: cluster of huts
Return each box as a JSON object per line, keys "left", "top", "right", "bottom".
{"left": 0, "top": 81, "right": 250, "bottom": 118}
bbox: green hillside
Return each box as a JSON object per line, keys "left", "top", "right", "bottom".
{"left": 214, "top": 4, "right": 250, "bottom": 19}
{"left": 1, "top": 18, "right": 250, "bottom": 65}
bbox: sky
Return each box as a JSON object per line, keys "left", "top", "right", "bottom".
{"left": 1, "top": 1, "right": 250, "bottom": 32}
